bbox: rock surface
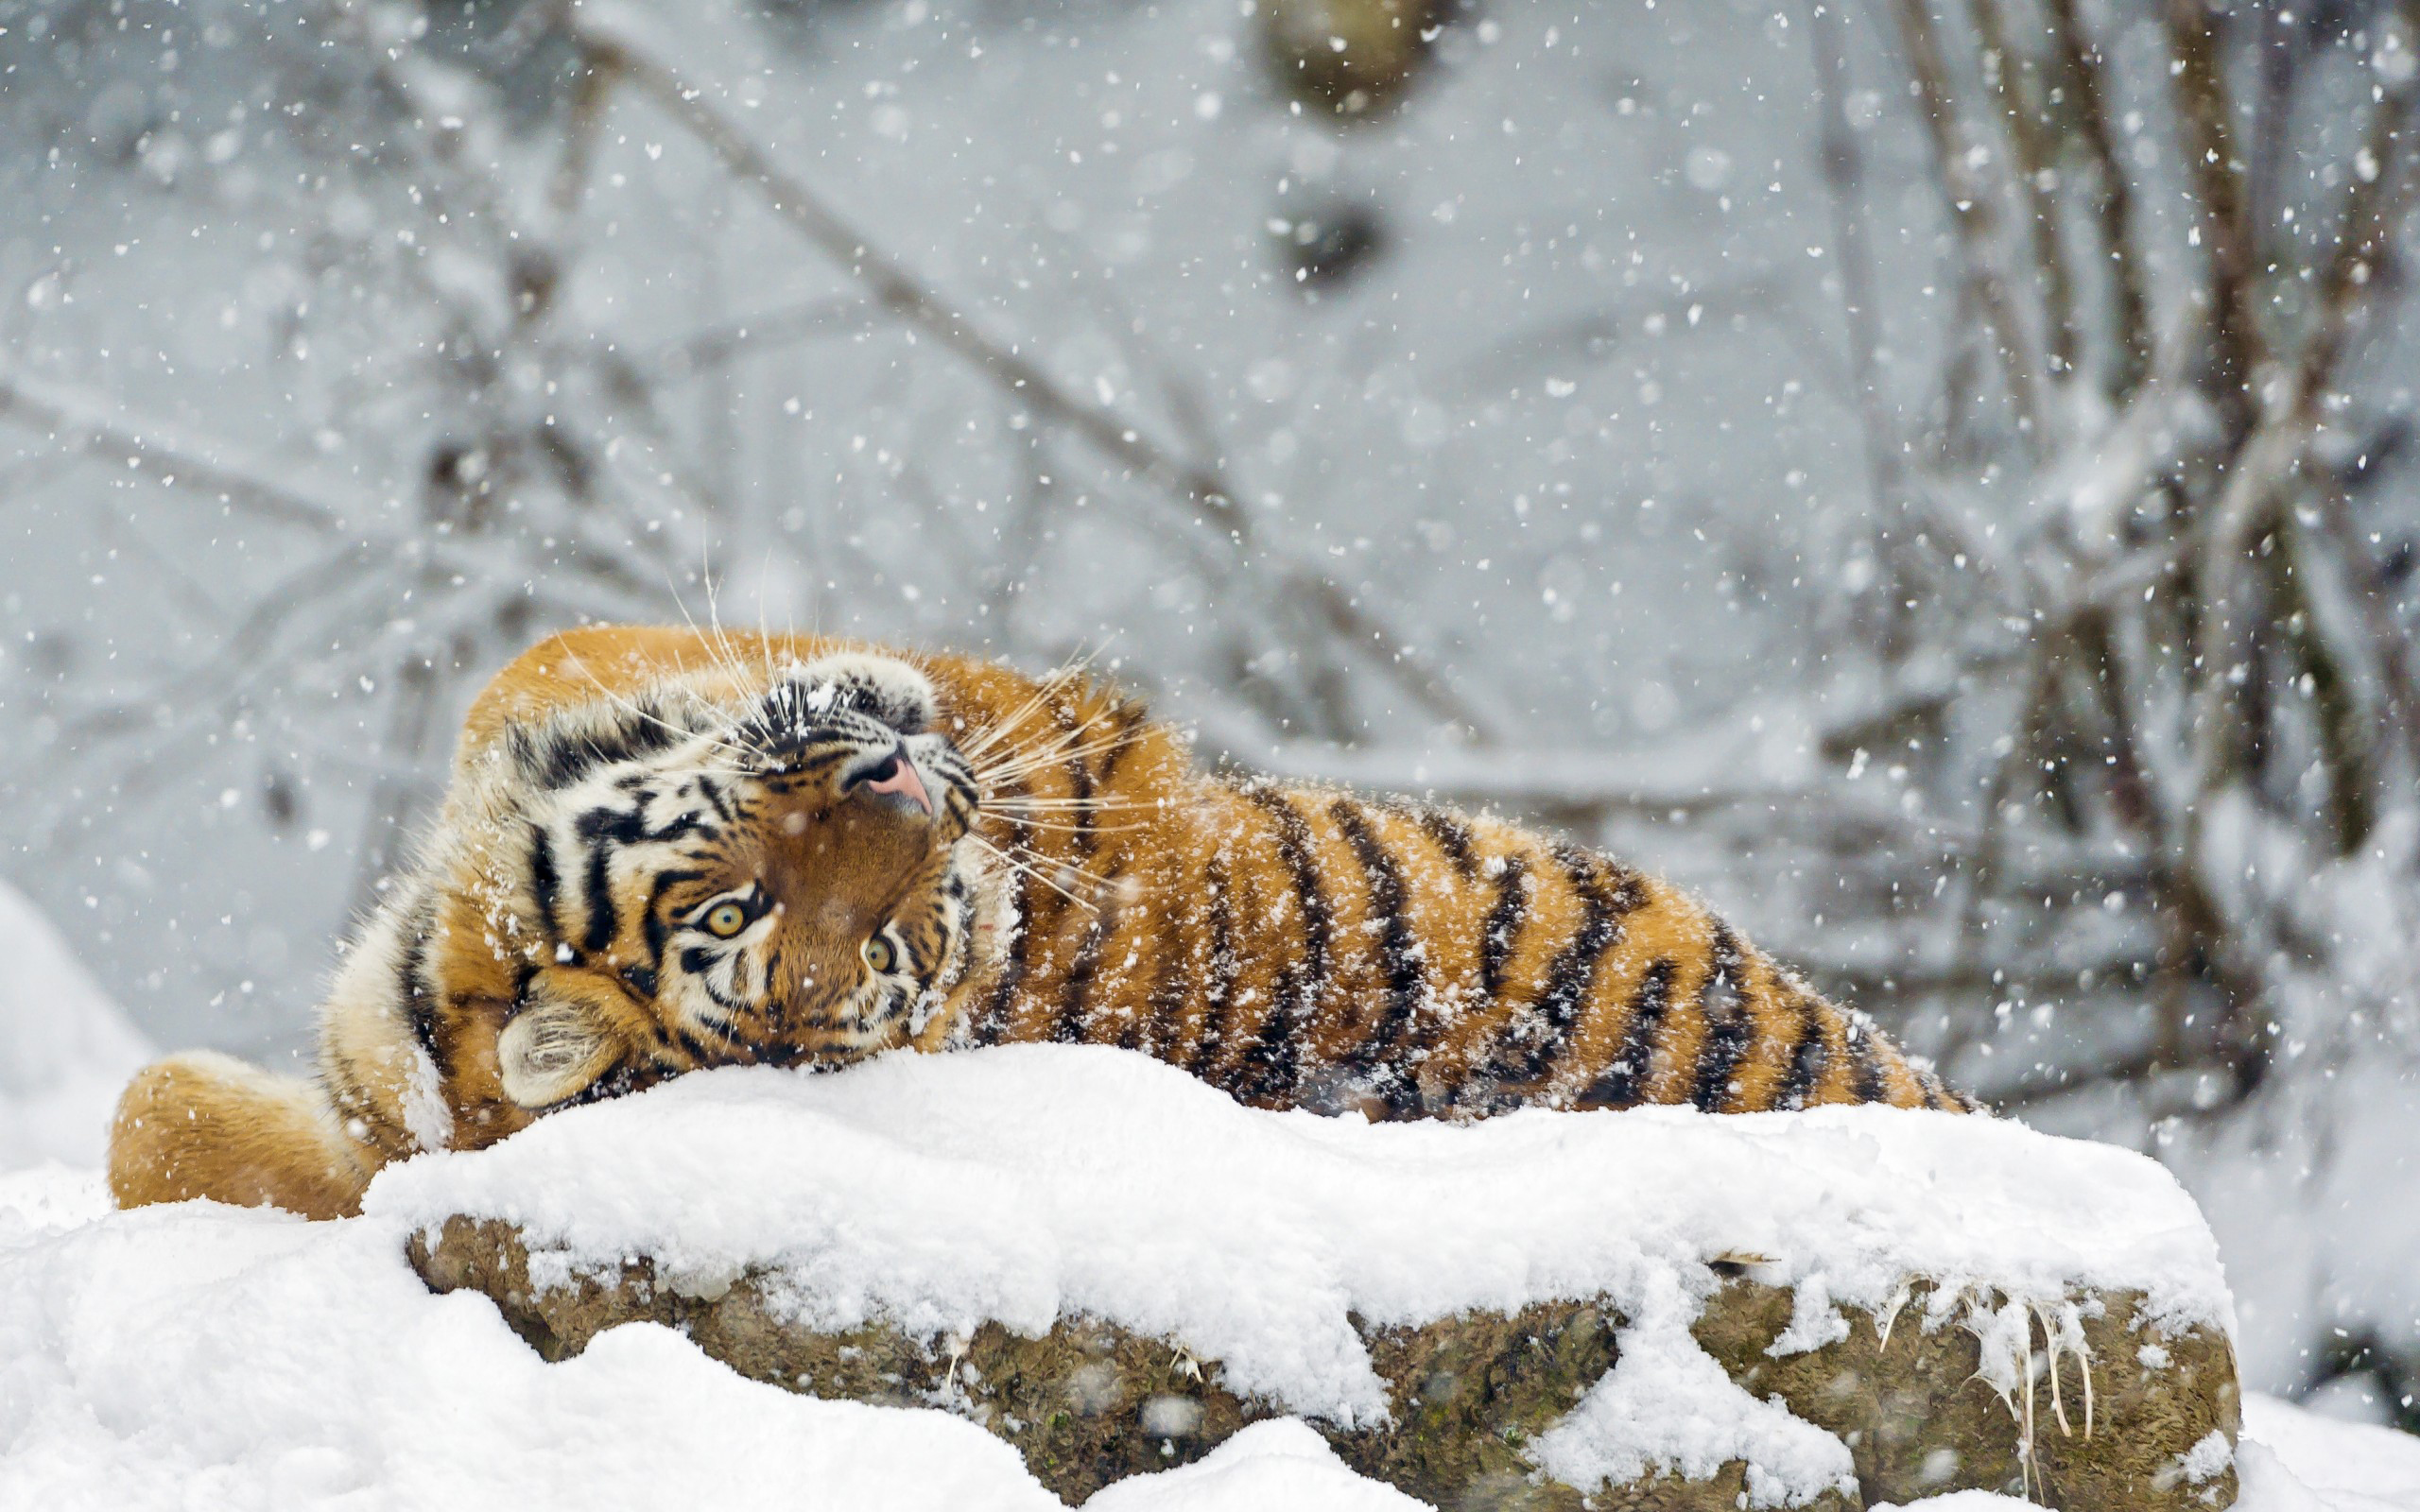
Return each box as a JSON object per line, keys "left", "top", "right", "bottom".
{"left": 409, "top": 1216, "right": 2239, "bottom": 1510}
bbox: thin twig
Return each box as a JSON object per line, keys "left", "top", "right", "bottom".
{"left": 1967, "top": 0, "right": 2080, "bottom": 378}
{"left": 653, "top": 297, "right": 876, "bottom": 376}
{"left": 1886, "top": 0, "right": 2046, "bottom": 438}
{"left": 2163, "top": 0, "right": 2264, "bottom": 427}
{"left": 579, "top": 33, "right": 1244, "bottom": 541}
{"left": 2042, "top": 0, "right": 2149, "bottom": 397}
{"left": 2293, "top": 55, "right": 2420, "bottom": 405}
{"left": 1802, "top": 0, "right": 1902, "bottom": 504}
{"left": 0, "top": 363, "right": 354, "bottom": 534}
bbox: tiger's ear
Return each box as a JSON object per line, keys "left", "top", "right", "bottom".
{"left": 496, "top": 974, "right": 628, "bottom": 1109}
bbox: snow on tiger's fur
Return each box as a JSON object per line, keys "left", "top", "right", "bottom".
{"left": 108, "top": 626, "right": 1974, "bottom": 1220}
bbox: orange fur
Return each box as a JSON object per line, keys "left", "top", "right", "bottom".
{"left": 108, "top": 1051, "right": 371, "bottom": 1219}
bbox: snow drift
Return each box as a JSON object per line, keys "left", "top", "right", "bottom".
{"left": 0, "top": 879, "right": 150, "bottom": 1170}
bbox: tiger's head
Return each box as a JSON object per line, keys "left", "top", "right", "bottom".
{"left": 481, "top": 651, "right": 995, "bottom": 1109}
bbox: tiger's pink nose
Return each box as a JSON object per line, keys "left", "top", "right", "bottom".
{"left": 858, "top": 749, "right": 932, "bottom": 816}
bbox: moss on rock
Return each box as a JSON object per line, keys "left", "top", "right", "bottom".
{"left": 1693, "top": 1279, "right": 2238, "bottom": 1508}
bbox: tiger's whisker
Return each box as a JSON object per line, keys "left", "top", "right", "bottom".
{"left": 977, "top": 795, "right": 1150, "bottom": 814}
{"left": 959, "top": 686, "right": 1065, "bottom": 762}
{"left": 977, "top": 814, "right": 1153, "bottom": 836}
{"left": 973, "top": 728, "right": 1144, "bottom": 785}
{"left": 994, "top": 840, "right": 1122, "bottom": 893}
{"left": 958, "top": 644, "right": 1105, "bottom": 759}
{"left": 964, "top": 834, "right": 1102, "bottom": 914}
{"left": 971, "top": 826, "right": 1123, "bottom": 888}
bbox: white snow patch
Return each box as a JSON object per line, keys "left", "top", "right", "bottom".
{"left": 2178, "top": 1426, "right": 2237, "bottom": 1485}
{"left": 0, "top": 1166, "right": 1062, "bottom": 1512}
{"left": 2239, "top": 1395, "right": 2420, "bottom": 1512}
{"left": 1082, "top": 1419, "right": 1428, "bottom": 1511}
{"left": 396, "top": 1044, "right": 456, "bottom": 1154}
{"left": 1529, "top": 1269, "right": 1856, "bottom": 1506}
{"left": 2238, "top": 1443, "right": 2344, "bottom": 1512}
{"left": 1769, "top": 1270, "right": 1854, "bottom": 1357}
{"left": 0, "top": 878, "right": 152, "bottom": 1170}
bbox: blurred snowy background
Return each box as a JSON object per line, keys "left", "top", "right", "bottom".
{"left": 0, "top": 0, "right": 2413, "bottom": 1435}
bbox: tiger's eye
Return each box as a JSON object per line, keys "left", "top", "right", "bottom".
{"left": 704, "top": 902, "right": 749, "bottom": 938}
{"left": 862, "top": 935, "right": 897, "bottom": 974}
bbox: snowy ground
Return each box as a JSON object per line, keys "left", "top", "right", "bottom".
{"left": 5, "top": 1141, "right": 2417, "bottom": 1509}
{"left": 2, "top": 877, "right": 2417, "bottom": 1509}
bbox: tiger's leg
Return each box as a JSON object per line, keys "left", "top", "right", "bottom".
{"left": 107, "top": 1051, "right": 373, "bottom": 1220}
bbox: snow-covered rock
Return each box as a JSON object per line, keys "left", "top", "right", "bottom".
{"left": 375, "top": 1044, "right": 2241, "bottom": 1508}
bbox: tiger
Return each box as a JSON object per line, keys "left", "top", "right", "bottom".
{"left": 107, "top": 626, "right": 1978, "bottom": 1219}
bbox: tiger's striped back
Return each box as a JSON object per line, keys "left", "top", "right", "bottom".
{"left": 934, "top": 664, "right": 1972, "bottom": 1118}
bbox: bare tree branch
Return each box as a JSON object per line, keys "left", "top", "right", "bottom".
{"left": 2294, "top": 51, "right": 2420, "bottom": 404}
{"left": 0, "top": 363, "right": 356, "bottom": 535}
{"left": 1966, "top": 0, "right": 2080, "bottom": 377}
{"left": 573, "top": 16, "right": 1495, "bottom": 741}
{"left": 579, "top": 30, "right": 1246, "bottom": 543}
{"left": 1885, "top": 0, "right": 2046, "bottom": 437}
{"left": 652, "top": 297, "right": 877, "bottom": 377}
{"left": 2042, "top": 0, "right": 2150, "bottom": 397}
{"left": 1803, "top": 0, "right": 1903, "bottom": 504}
{"left": 2163, "top": 0, "right": 2265, "bottom": 427}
